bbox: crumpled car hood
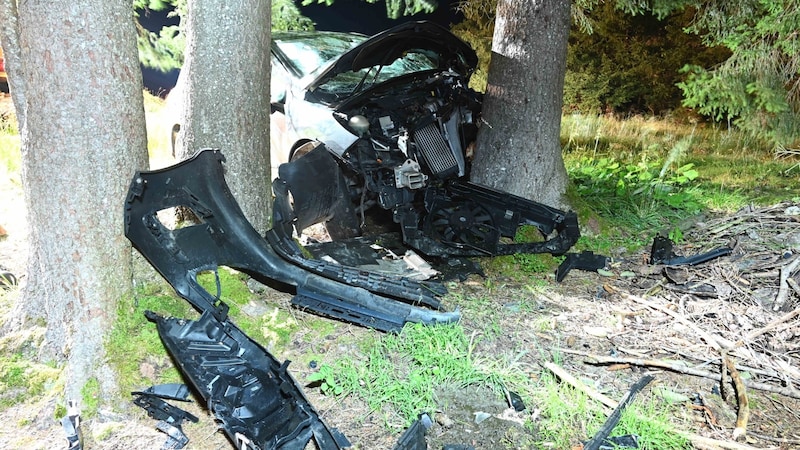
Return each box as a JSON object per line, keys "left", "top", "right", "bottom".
{"left": 307, "top": 20, "right": 478, "bottom": 91}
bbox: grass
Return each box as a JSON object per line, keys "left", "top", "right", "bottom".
{"left": 532, "top": 369, "right": 691, "bottom": 449}
{"left": 0, "top": 352, "right": 60, "bottom": 409}
{"left": 195, "top": 267, "right": 299, "bottom": 350}
{"left": 106, "top": 283, "right": 192, "bottom": 396}
{"left": 305, "top": 321, "right": 690, "bottom": 449}
{"left": 562, "top": 113, "right": 797, "bottom": 211}
{"left": 143, "top": 91, "right": 176, "bottom": 166}
{"left": 307, "top": 322, "right": 522, "bottom": 428}
{"left": 551, "top": 112, "right": 798, "bottom": 262}
{"left": 0, "top": 289, "right": 63, "bottom": 412}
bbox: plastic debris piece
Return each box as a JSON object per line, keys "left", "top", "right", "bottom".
{"left": 649, "top": 235, "right": 731, "bottom": 266}
{"left": 61, "top": 400, "right": 82, "bottom": 450}
{"left": 393, "top": 413, "right": 433, "bottom": 450}
{"left": 556, "top": 251, "right": 609, "bottom": 282}
{"left": 473, "top": 411, "right": 491, "bottom": 424}
{"left": 508, "top": 390, "right": 526, "bottom": 412}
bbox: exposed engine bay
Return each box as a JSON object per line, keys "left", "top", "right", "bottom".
{"left": 278, "top": 69, "right": 580, "bottom": 258}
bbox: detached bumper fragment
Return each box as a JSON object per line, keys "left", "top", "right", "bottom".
{"left": 649, "top": 235, "right": 732, "bottom": 266}
{"left": 124, "top": 149, "right": 458, "bottom": 331}
{"left": 145, "top": 309, "right": 350, "bottom": 450}
{"left": 132, "top": 384, "right": 198, "bottom": 450}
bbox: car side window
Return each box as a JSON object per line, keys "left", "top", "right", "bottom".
{"left": 271, "top": 55, "right": 290, "bottom": 104}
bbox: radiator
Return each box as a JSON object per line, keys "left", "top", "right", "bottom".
{"left": 414, "top": 122, "right": 459, "bottom": 179}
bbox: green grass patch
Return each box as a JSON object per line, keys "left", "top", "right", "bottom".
{"left": 0, "top": 353, "right": 59, "bottom": 409}
{"left": 563, "top": 113, "right": 797, "bottom": 214}
{"left": 107, "top": 284, "right": 192, "bottom": 395}
{"left": 196, "top": 267, "right": 299, "bottom": 350}
{"left": 0, "top": 289, "right": 62, "bottom": 411}
{"left": 307, "top": 322, "right": 525, "bottom": 429}
{"left": 81, "top": 377, "right": 101, "bottom": 418}
{"left": 562, "top": 113, "right": 799, "bottom": 250}
{"left": 532, "top": 370, "right": 690, "bottom": 449}
{"left": 481, "top": 225, "right": 564, "bottom": 280}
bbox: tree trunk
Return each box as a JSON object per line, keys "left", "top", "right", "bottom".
{"left": 471, "top": 0, "right": 571, "bottom": 209}
{"left": 2, "top": 0, "right": 149, "bottom": 404}
{"left": 177, "top": 0, "right": 272, "bottom": 234}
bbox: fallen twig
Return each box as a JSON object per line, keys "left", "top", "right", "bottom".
{"left": 612, "top": 287, "right": 726, "bottom": 351}
{"left": 748, "top": 432, "right": 800, "bottom": 445}
{"left": 686, "top": 433, "right": 778, "bottom": 449}
{"left": 773, "top": 256, "right": 800, "bottom": 311}
{"left": 572, "top": 352, "right": 800, "bottom": 400}
{"left": 724, "top": 354, "right": 750, "bottom": 441}
{"left": 542, "top": 362, "right": 616, "bottom": 410}
{"left": 582, "top": 375, "right": 654, "bottom": 450}
{"left": 543, "top": 359, "right": 775, "bottom": 449}
{"left": 745, "top": 305, "right": 800, "bottom": 341}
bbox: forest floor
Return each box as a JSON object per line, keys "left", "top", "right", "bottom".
{"left": 1, "top": 148, "right": 800, "bottom": 449}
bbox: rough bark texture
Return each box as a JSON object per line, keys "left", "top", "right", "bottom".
{"left": 471, "top": 0, "right": 571, "bottom": 209}
{"left": 177, "top": 0, "right": 272, "bottom": 234}
{"left": 3, "top": 0, "right": 149, "bottom": 404}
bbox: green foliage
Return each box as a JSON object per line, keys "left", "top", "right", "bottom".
{"left": 134, "top": 0, "right": 315, "bottom": 72}
{"left": 81, "top": 377, "right": 101, "bottom": 418}
{"left": 569, "top": 155, "right": 704, "bottom": 221}
{"left": 565, "top": 4, "right": 730, "bottom": 115}
{"left": 306, "top": 364, "right": 345, "bottom": 395}
{"left": 623, "top": 0, "right": 800, "bottom": 146}
{"left": 302, "top": 0, "right": 437, "bottom": 19}
{"left": 136, "top": 23, "right": 184, "bottom": 72}
{"left": 134, "top": 0, "right": 185, "bottom": 72}
{"left": 562, "top": 112, "right": 797, "bottom": 243}
{"left": 273, "top": 0, "right": 315, "bottom": 31}
{"left": 53, "top": 403, "right": 67, "bottom": 420}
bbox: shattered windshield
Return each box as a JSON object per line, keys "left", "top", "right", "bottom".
{"left": 315, "top": 50, "right": 439, "bottom": 97}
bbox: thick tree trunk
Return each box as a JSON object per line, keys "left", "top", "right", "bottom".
{"left": 4, "top": 0, "right": 148, "bottom": 404}
{"left": 178, "top": 0, "right": 272, "bottom": 234}
{"left": 471, "top": 0, "right": 571, "bottom": 209}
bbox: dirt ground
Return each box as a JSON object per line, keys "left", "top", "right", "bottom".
{"left": 1, "top": 155, "right": 800, "bottom": 449}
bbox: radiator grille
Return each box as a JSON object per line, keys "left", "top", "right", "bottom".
{"left": 414, "top": 122, "right": 459, "bottom": 179}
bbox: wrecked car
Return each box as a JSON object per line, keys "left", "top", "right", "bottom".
{"left": 270, "top": 20, "right": 580, "bottom": 258}
{"left": 123, "top": 22, "right": 588, "bottom": 449}
{"left": 131, "top": 22, "right": 586, "bottom": 337}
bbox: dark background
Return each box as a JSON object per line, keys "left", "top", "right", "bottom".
{"left": 139, "top": 0, "right": 462, "bottom": 94}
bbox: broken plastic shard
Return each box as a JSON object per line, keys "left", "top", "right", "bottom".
{"left": 61, "top": 400, "right": 82, "bottom": 450}
{"left": 145, "top": 309, "right": 350, "bottom": 450}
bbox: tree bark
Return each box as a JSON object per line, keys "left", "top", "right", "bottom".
{"left": 177, "top": 0, "right": 272, "bottom": 234}
{"left": 2, "top": 0, "right": 149, "bottom": 404}
{"left": 471, "top": 0, "right": 571, "bottom": 209}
